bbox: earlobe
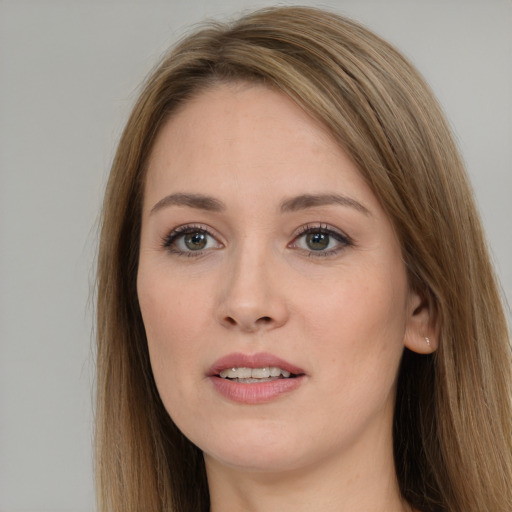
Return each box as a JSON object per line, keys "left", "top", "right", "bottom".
{"left": 404, "top": 289, "right": 438, "bottom": 354}
{"left": 405, "top": 332, "right": 438, "bottom": 355}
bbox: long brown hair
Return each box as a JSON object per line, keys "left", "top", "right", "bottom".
{"left": 96, "top": 6, "right": 512, "bottom": 511}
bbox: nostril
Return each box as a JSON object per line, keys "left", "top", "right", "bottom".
{"left": 223, "top": 315, "right": 272, "bottom": 328}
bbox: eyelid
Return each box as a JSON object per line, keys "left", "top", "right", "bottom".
{"left": 161, "top": 223, "right": 224, "bottom": 255}
{"left": 289, "top": 223, "right": 353, "bottom": 256}
{"left": 160, "top": 222, "right": 353, "bottom": 258}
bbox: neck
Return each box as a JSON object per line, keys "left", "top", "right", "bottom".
{"left": 206, "top": 432, "right": 410, "bottom": 512}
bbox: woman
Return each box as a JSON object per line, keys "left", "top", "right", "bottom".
{"left": 96, "top": 6, "right": 512, "bottom": 512}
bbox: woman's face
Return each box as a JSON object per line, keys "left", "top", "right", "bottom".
{"left": 137, "top": 83, "right": 426, "bottom": 476}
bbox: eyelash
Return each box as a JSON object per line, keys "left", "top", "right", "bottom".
{"left": 161, "top": 223, "right": 353, "bottom": 258}
{"left": 161, "top": 224, "right": 219, "bottom": 257}
{"left": 291, "top": 224, "right": 353, "bottom": 257}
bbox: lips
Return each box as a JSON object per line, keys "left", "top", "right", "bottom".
{"left": 208, "top": 352, "right": 306, "bottom": 404}
{"left": 208, "top": 352, "right": 305, "bottom": 377}
{"left": 219, "top": 367, "right": 291, "bottom": 379}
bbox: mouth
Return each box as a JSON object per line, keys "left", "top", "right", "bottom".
{"left": 208, "top": 353, "right": 306, "bottom": 404}
{"left": 217, "top": 366, "right": 299, "bottom": 383}
{"left": 209, "top": 352, "right": 305, "bottom": 379}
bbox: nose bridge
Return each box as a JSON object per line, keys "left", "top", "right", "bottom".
{"left": 216, "top": 234, "right": 288, "bottom": 331}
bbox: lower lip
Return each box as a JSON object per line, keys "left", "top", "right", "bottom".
{"left": 209, "top": 376, "right": 304, "bottom": 404}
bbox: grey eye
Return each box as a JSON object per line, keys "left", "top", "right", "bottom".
{"left": 291, "top": 225, "right": 352, "bottom": 256}
{"left": 184, "top": 232, "right": 208, "bottom": 250}
{"left": 305, "top": 232, "right": 330, "bottom": 251}
{"left": 164, "top": 226, "right": 222, "bottom": 255}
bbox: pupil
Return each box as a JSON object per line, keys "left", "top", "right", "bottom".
{"left": 185, "top": 232, "right": 207, "bottom": 250}
{"left": 306, "top": 232, "right": 329, "bottom": 250}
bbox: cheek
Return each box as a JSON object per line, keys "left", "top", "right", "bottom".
{"left": 301, "top": 277, "right": 408, "bottom": 443}
{"left": 137, "top": 269, "right": 212, "bottom": 398}
{"left": 138, "top": 265, "right": 211, "bottom": 340}
{"left": 301, "top": 266, "right": 409, "bottom": 378}
{"left": 306, "top": 270, "right": 406, "bottom": 331}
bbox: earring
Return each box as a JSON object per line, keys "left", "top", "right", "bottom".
{"left": 425, "top": 336, "right": 431, "bottom": 346}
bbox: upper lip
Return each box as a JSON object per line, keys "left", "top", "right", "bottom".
{"left": 208, "top": 352, "right": 306, "bottom": 377}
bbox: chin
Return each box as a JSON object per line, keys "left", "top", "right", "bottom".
{"left": 206, "top": 444, "right": 307, "bottom": 475}
{"left": 203, "top": 435, "right": 350, "bottom": 481}
{"left": 192, "top": 419, "right": 324, "bottom": 475}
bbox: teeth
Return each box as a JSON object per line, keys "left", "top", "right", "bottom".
{"left": 235, "top": 367, "right": 252, "bottom": 379}
{"left": 251, "top": 367, "right": 270, "bottom": 378}
{"left": 269, "top": 367, "right": 281, "bottom": 377}
{"left": 219, "top": 366, "right": 292, "bottom": 379}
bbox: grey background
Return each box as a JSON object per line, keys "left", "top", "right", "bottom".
{"left": 1, "top": 1, "right": 510, "bottom": 510}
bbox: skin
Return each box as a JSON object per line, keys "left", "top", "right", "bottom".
{"left": 137, "top": 83, "right": 432, "bottom": 512}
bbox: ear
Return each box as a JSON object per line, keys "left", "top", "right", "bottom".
{"left": 404, "top": 288, "right": 438, "bottom": 354}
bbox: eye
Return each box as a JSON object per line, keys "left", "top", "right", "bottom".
{"left": 291, "top": 224, "right": 352, "bottom": 256}
{"left": 304, "top": 232, "right": 331, "bottom": 251}
{"left": 162, "top": 225, "right": 223, "bottom": 256}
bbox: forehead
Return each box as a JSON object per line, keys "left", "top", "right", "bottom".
{"left": 144, "top": 82, "right": 377, "bottom": 213}
{"left": 149, "top": 81, "right": 336, "bottom": 164}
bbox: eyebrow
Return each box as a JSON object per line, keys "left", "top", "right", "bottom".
{"left": 150, "top": 193, "right": 226, "bottom": 215}
{"left": 150, "top": 192, "right": 370, "bottom": 216}
{"left": 280, "top": 193, "right": 371, "bottom": 215}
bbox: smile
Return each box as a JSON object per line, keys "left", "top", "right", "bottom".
{"left": 209, "top": 353, "right": 305, "bottom": 404}
{"left": 219, "top": 367, "right": 293, "bottom": 381}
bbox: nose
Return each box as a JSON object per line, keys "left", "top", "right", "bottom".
{"left": 215, "top": 244, "right": 289, "bottom": 333}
